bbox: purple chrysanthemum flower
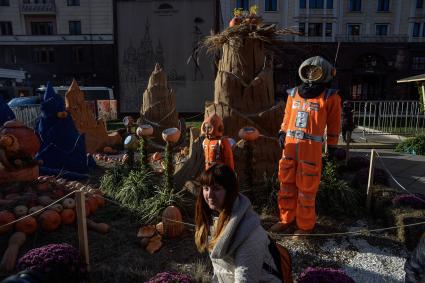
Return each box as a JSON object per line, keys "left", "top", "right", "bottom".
{"left": 145, "top": 271, "right": 194, "bottom": 283}
{"left": 298, "top": 267, "right": 355, "bottom": 283}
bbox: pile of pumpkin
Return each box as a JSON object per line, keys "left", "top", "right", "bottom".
{"left": 0, "top": 176, "right": 107, "bottom": 236}
{"left": 137, "top": 206, "right": 184, "bottom": 254}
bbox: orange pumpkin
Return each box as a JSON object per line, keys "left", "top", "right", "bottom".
{"left": 92, "top": 194, "right": 105, "bottom": 207}
{"left": 87, "top": 197, "right": 98, "bottom": 214}
{"left": 0, "top": 211, "right": 16, "bottom": 235}
{"left": 0, "top": 121, "right": 40, "bottom": 157}
{"left": 61, "top": 209, "right": 76, "bottom": 225}
{"left": 15, "top": 216, "right": 37, "bottom": 235}
{"left": 39, "top": 210, "right": 61, "bottom": 232}
{"left": 161, "top": 206, "right": 184, "bottom": 239}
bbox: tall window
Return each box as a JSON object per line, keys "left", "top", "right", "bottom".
{"left": 236, "top": 0, "right": 249, "bottom": 10}
{"left": 309, "top": 0, "right": 324, "bottom": 9}
{"left": 299, "top": 22, "right": 306, "bottom": 35}
{"left": 377, "top": 0, "right": 390, "bottom": 11}
{"left": 69, "top": 21, "right": 81, "bottom": 35}
{"left": 417, "top": 0, "right": 423, "bottom": 8}
{"left": 33, "top": 48, "right": 55, "bottom": 64}
{"left": 300, "top": 0, "right": 306, "bottom": 9}
{"left": 265, "top": 0, "right": 277, "bottom": 11}
{"left": 0, "top": 22, "right": 13, "bottom": 35}
{"left": 412, "top": 57, "right": 425, "bottom": 70}
{"left": 72, "top": 47, "right": 84, "bottom": 64}
{"left": 326, "top": 0, "right": 333, "bottom": 9}
{"left": 308, "top": 23, "right": 323, "bottom": 36}
{"left": 325, "top": 23, "right": 332, "bottom": 36}
{"left": 347, "top": 24, "right": 360, "bottom": 35}
{"left": 67, "top": 0, "right": 80, "bottom": 6}
{"left": 413, "top": 22, "right": 420, "bottom": 37}
{"left": 31, "top": 22, "right": 54, "bottom": 35}
{"left": 349, "top": 0, "right": 361, "bottom": 11}
{"left": 0, "top": 0, "right": 9, "bottom": 6}
{"left": 376, "top": 24, "right": 388, "bottom": 35}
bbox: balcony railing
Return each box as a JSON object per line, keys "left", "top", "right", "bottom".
{"left": 20, "top": 2, "right": 56, "bottom": 14}
{"left": 335, "top": 34, "right": 409, "bottom": 43}
{"left": 0, "top": 34, "right": 114, "bottom": 45}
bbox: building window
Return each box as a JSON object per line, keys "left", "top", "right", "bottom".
{"left": 347, "top": 24, "right": 360, "bottom": 35}
{"left": 300, "top": 0, "right": 306, "bottom": 9}
{"left": 417, "top": 0, "right": 423, "bottom": 9}
{"left": 0, "top": 0, "right": 9, "bottom": 6}
{"left": 412, "top": 57, "right": 425, "bottom": 70}
{"left": 236, "top": 0, "right": 249, "bottom": 10}
{"left": 67, "top": 0, "right": 80, "bottom": 6}
{"left": 413, "top": 22, "right": 420, "bottom": 37}
{"left": 265, "top": 0, "right": 277, "bottom": 11}
{"left": 299, "top": 22, "right": 306, "bottom": 35}
{"left": 69, "top": 21, "right": 81, "bottom": 35}
{"left": 308, "top": 23, "right": 323, "bottom": 36}
{"left": 72, "top": 47, "right": 84, "bottom": 64}
{"left": 377, "top": 0, "right": 390, "bottom": 11}
{"left": 325, "top": 23, "right": 332, "bottom": 36}
{"left": 326, "top": 0, "right": 333, "bottom": 9}
{"left": 3, "top": 48, "right": 16, "bottom": 64}
{"left": 309, "top": 0, "right": 324, "bottom": 9}
{"left": 33, "top": 48, "right": 55, "bottom": 64}
{"left": 0, "top": 22, "right": 13, "bottom": 35}
{"left": 376, "top": 24, "right": 389, "bottom": 35}
{"left": 349, "top": 0, "right": 361, "bottom": 11}
{"left": 31, "top": 22, "right": 54, "bottom": 35}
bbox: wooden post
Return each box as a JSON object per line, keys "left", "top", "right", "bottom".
{"left": 345, "top": 131, "right": 351, "bottom": 166}
{"left": 75, "top": 191, "right": 90, "bottom": 270}
{"left": 366, "top": 149, "right": 376, "bottom": 213}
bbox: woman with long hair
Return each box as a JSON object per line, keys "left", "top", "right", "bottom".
{"left": 195, "top": 164, "right": 282, "bottom": 282}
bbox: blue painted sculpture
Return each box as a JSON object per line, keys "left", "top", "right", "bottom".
{"left": 35, "top": 82, "right": 92, "bottom": 177}
{"left": 0, "top": 96, "right": 16, "bottom": 126}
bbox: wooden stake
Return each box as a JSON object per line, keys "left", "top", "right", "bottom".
{"left": 366, "top": 149, "right": 376, "bottom": 213}
{"left": 75, "top": 190, "right": 90, "bottom": 270}
{"left": 345, "top": 131, "right": 351, "bottom": 166}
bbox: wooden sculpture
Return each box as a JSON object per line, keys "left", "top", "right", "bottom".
{"left": 139, "top": 63, "right": 181, "bottom": 144}
{"left": 65, "top": 79, "right": 121, "bottom": 153}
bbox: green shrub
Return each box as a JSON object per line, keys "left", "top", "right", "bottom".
{"left": 395, "top": 135, "right": 425, "bottom": 155}
{"left": 100, "top": 166, "right": 130, "bottom": 197}
{"left": 317, "top": 159, "right": 362, "bottom": 215}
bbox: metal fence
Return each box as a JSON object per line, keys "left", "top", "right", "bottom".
{"left": 350, "top": 100, "right": 425, "bottom": 136}
{"left": 10, "top": 105, "right": 41, "bottom": 129}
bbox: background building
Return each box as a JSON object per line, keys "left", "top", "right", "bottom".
{"left": 221, "top": 0, "right": 425, "bottom": 100}
{"left": 0, "top": 0, "right": 114, "bottom": 100}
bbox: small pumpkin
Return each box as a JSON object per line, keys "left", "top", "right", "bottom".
{"left": 61, "top": 209, "right": 76, "bottom": 225}
{"left": 15, "top": 216, "right": 37, "bottom": 235}
{"left": 92, "top": 194, "right": 105, "bottom": 207}
{"left": 28, "top": 206, "right": 44, "bottom": 216}
{"left": 13, "top": 205, "right": 28, "bottom": 218}
{"left": 50, "top": 189, "right": 65, "bottom": 199}
{"left": 39, "top": 210, "right": 62, "bottom": 232}
{"left": 87, "top": 197, "right": 98, "bottom": 214}
{"left": 151, "top": 152, "right": 162, "bottom": 161}
{"left": 0, "top": 211, "right": 16, "bottom": 235}
{"left": 62, "top": 198, "right": 76, "bottom": 209}
{"left": 162, "top": 206, "right": 184, "bottom": 238}
{"left": 38, "top": 195, "right": 53, "bottom": 206}
{"left": 36, "top": 182, "right": 51, "bottom": 193}
{"left": 50, "top": 204, "right": 63, "bottom": 213}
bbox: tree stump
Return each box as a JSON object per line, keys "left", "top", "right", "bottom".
{"left": 139, "top": 63, "right": 180, "bottom": 144}
{"left": 65, "top": 79, "right": 122, "bottom": 153}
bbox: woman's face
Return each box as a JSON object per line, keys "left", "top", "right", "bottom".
{"left": 203, "top": 184, "right": 226, "bottom": 212}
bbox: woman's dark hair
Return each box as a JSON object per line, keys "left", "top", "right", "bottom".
{"left": 195, "top": 164, "right": 239, "bottom": 252}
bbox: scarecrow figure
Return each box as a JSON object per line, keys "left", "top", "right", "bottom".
{"left": 201, "top": 114, "right": 234, "bottom": 171}
{"left": 271, "top": 56, "right": 342, "bottom": 235}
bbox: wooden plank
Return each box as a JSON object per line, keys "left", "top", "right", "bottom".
{"left": 75, "top": 191, "right": 90, "bottom": 270}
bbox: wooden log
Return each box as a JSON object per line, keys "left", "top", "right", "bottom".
{"left": 75, "top": 191, "right": 90, "bottom": 270}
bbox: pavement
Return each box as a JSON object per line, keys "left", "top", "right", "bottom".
{"left": 337, "top": 128, "right": 407, "bottom": 149}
